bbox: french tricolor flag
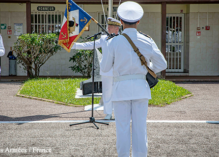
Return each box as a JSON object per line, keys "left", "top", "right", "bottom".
{"left": 58, "top": 0, "right": 92, "bottom": 52}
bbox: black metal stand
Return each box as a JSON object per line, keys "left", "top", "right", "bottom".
{"left": 70, "top": 32, "right": 109, "bottom": 129}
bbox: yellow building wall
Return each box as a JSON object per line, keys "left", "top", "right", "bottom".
{"left": 0, "top": 3, "right": 164, "bottom": 76}
{"left": 190, "top": 4, "right": 219, "bottom": 12}
{"left": 83, "top": 4, "right": 161, "bottom": 13}
{"left": 0, "top": 3, "right": 27, "bottom": 76}
{"left": 0, "top": 3, "right": 26, "bottom": 12}
{"left": 6, "top": 3, "right": 218, "bottom": 76}
{"left": 167, "top": 4, "right": 189, "bottom": 14}
{"left": 189, "top": 15, "right": 219, "bottom": 75}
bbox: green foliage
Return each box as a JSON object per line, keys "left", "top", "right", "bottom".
{"left": 149, "top": 79, "right": 191, "bottom": 106}
{"left": 69, "top": 49, "right": 93, "bottom": 77}
{"left": 19, "top": 78, "right": 101, "bottom": 106}
{"left": 14, "top": 33, "right": 61, "bottom": 78}
{"left": 69, "top": 36, "right": 102, "bottom": 77}
{"left": 19, "top": 78, "right": 191, "bottom": 106}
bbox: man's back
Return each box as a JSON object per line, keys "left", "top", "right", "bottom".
{"left": 109, "top": 28, "right": 153, "bottom": 76}
{"left": 105, "top": 2, "right": 167, "bottom": 156}
{"left": 101, "top": 28, "right": 167, "bottom": 101}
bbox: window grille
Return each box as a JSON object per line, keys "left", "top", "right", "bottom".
{"left": 166, "top": 14, "right": 184, "bottom": 72}
{"left": 31, "top": 11, "right": 64, "bottom": 34}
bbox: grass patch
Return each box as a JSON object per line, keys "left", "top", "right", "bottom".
{"left": 19, "top": 78, "right": 101, "bottom": 106}
{"left": 150, "top": 79, "right": 191, "bottom": 106}
{"left": 19, "top": 78, "right": 191, "bottom": 106}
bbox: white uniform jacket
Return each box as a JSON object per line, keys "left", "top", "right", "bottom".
{"left": 0, "top": 35, "right": 5, "bottom": 56}
{"left": 100, "top": 28, "right": 167, "bottom": 101}
{"left": 72, "top": 35, "right": 113, "bottom": 77}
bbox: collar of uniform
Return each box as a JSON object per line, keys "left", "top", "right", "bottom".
{"left": 122, "top": 28, "right": 137, "bottom": 34}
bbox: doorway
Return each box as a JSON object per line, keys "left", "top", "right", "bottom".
{"left": 166, "top": 14, "right": 184, "bottom": 72}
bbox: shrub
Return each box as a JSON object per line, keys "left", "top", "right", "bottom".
{"left": 14, "top": 33, "right": 61, "bottom": 78}
{"left": 69, "top": 37, "right": 102, "bottom": 77}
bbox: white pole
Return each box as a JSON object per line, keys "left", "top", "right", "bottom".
{"left": 108, "top": 0, "right": 113, "bottom": 17}
{"left": 0, "top": 6, "right": 1, "bottom": 34}
{"left": 207, "top": 4, "right": 208, "bottom": 26}
{"left": 198, "top": 4, "right": 199, "bottom": 27}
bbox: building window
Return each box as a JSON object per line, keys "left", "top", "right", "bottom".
{"left": 31, "top": 11, "right": 64, "bottom": 34}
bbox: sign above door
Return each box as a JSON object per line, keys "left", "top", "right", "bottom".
{"left": 37, "top": 6, "right": 55, "bottom": 11}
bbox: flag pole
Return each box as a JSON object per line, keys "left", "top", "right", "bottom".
{"left": 91, "top": 18, "right": 110, "bottom": 36}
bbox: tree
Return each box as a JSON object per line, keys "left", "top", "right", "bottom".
{"left": 14, "top": 33, "right": 61, "bottom": 78}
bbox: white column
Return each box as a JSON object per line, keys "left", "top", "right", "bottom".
{"left": 0, "top": 8, "right": 1, "bottom": 34}
{"left": 108, "top": 0, "right": 113, "bottom": 17}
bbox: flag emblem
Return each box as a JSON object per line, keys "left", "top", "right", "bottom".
{"left": 58, "top": 0, "right": 92, "bottom": 52}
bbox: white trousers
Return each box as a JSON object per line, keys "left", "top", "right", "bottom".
{"left": 114, "top": 99, "right": 149, "bottom": 157}
{"left": 102, "top": 75, "right": 113, "bottom": 114}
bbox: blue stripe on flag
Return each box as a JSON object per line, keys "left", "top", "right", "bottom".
{"left": 68, "top": 0, "right": 92, "bottom": 32}
{"left": 64, "top": 6, "right": 67, "bottom": 18}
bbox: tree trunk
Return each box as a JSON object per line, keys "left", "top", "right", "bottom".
{"left": 87, "top": 69, "right": 91, "bottom": 78}
{"left": 27, "top": 66, "right": 34, "bottom": 78}
{"left": 37, "top": 68, "right": 40, "bottom": 78}
{"left": 27, "top": 55, "right": 33, "bottom": 78}
{"left": 34, "top": 63, "right": 38, "bottom": 78}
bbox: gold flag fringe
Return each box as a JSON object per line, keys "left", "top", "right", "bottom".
{"left": 58, "top": 0, "right": 70, "bottom": 47}
{"left": 62, "top": 19, "right": 92, "bottom": 53}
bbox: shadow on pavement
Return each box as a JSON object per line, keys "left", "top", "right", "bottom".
{"left": 0, "top": 110, "right": 94, "bottom": 122}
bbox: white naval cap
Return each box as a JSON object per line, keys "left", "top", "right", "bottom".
{"left": 117, "top": 1, "right": 144, "bottom": 23}
{"left": 107, "top": 17, "right": 121, "bottom": 26}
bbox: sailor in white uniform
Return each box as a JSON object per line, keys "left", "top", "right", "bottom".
{"left": 101, "top": 2, "right": 167, "bottom": 156}
{"left": 71, "top": 17, "right": 121, "bottom": 120}
{"left": 0, "top": 34, "right": 5, "bottom": 75}
{"left": 0, "top": 34, "right": 5, "bottom": 57}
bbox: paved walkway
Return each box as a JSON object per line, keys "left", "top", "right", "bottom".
{"left": 148, "top": 82, "right": 219, "bottom": 121}
{"left": 0, "top": 82, "right": 218, "bottom": 121}
{"left": 0, "top": 82, "right": 219, "bottom": 157}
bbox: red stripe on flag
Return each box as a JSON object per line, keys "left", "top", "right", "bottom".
{"left": 59, "top": 21, "right": 68, "bottom": 41}
{"left": 62, "top": 35, "right": 78, "bottom": 49}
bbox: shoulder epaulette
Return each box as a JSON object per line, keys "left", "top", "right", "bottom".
{"left": 139, "top": 31, "right": 152, "bottom": 39}
{"left": 107, "top": 34, "right": 119, "bottom": 40}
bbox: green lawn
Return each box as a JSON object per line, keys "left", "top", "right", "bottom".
{"left": 150, "top": 79, "right": 191, "bottom": 106}
{"left": 18, "top": 78, "right": 191, "bottom": 106}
